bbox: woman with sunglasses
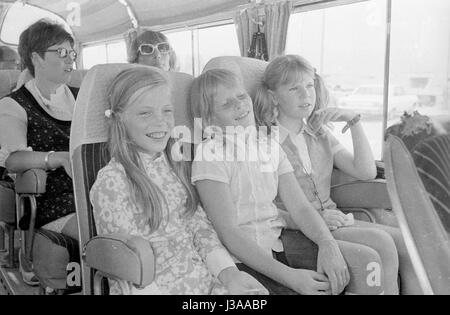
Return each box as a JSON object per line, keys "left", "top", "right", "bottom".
{"left": 0, "top": 19, "right": 79, "bottom": 287}
{"left": 126, "top": 29, "right": 178, "bottom": 71}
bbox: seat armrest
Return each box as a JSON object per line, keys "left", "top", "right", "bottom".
{"left": 84, "top": 234, "right": 155, "bottom": 288}
{"left": 331, "top": 179, "right": 392, "bottom": 210}
{"left": 15, "top": 169, "right": 47, "bottom": 194}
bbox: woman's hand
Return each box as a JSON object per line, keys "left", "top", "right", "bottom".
{"left": 317, "top": 239, "right": 350, "bottom": 295}
{"left": 284, "top": 268, "right": 331, "bottom": 295}
{"left": 219, "top": 267, "right": 268, "bottom": 295}
{"left": 49, "top": 152, "right": 72, "bottom": 178}
{"left": 321, "top": 209, "right": 348, "bottom": 231}
{"left": 309, "top": 108, "right": 358, "bottom": 131}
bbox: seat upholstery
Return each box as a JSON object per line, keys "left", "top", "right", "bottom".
{"left": 0, "top": 181, "right": 15, "bottom": 224}
{"left": 0, "top": 69, "right": 87, "bottom": 99}
{"left": 413, "top": 135, "right": 450, "bottom": 234}
{"left": 70, "top": 63, "right": 194, "bottom": 294}
{"left": 0, "top": 70, "right": 20, "bottom": 99}
{"left": 203, "top": 56, "right": 267, "bottom": 99}
{"left": 33, "top": 229, "right": 80, "bottom": 291}
{"left": 385, "top": 135, "right": 450, "bottom": 295}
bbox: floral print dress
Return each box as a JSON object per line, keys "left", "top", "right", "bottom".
{"left": 90, "top": 152, "right": 234, "bottom": 295}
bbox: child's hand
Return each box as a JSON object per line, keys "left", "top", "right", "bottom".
{"left": 308, "top": 108, "right": 357, "bottom": 131}
{"left": 284, "top": 269, "right": 331, "bottom": 295}
{"left": 219, "top": 267, "right": 268, "bottom": 295}
{"left": 321, "top": 209, "right": 348, "bottom": 230}
{"left": 317, "top": 239, "right": 350, "bottom": 295}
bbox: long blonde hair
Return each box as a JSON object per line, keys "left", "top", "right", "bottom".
{"left": 107, "top": 67, "right": 198, "bottom": 231}
{"left": 254, "top": 55, "right": 329, "bottom": 134}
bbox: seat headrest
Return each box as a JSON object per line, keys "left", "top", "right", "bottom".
{"left": 0, "top": 70, "right": 20, "bottom": 99}
{"left": 70, "top": 63, "right": 194, "bottom": 155}
{"left": 203, "top": 56, "right": 268, "bottom": 99}
{"left": 0, "top": 69, "right": 88, "bottom": 99}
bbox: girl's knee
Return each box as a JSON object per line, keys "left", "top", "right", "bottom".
{"left": 364, "top": 229, "right": 398, "bottom": 261}
{"left": 340, "top": 243, "right": 384, "bottom": 295}
{"left": 344, "top": 243, "right": 382, "bottom": 270}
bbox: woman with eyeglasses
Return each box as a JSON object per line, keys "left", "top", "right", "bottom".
{"left": 0, "top": 19, "right": 79, "bottom": 287}
{"left": 126, "top": 29, "right": 178, "bottom": 71}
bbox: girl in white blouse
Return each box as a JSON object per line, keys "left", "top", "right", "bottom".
{"left": 190, "top": 68, "right": 387, "bottom": 295}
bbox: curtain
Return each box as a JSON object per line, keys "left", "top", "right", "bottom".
{"left": 234, "top": 1, "right": 292, "bottom": 61}
{"left": 74, "top": 41, "right": 84, "bottom": 70}
{"left": 265, "top": 1, "right": 292, "bottom": 60}
{"left": 124, "top": 28, "right": 139, "bottom": 63}
{"left": 234, "top": 6, "right": 260, "bottom": 58}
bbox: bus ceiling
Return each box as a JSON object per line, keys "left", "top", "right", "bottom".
{"left": 0, "top": 0, "right": 253, "bottom": 45}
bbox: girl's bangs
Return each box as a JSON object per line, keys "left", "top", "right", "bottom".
{"left": 279, "top": 61, "right": 314, "bottom": 87}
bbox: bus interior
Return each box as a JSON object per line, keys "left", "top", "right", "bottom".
{"left": 0, "top": 0, "right": 449, "bottom": 295}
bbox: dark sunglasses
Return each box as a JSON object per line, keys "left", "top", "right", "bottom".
{"left": 138, "top": 42, "right": 171, "bottom": 56}
{"left": 45, "top": 48, "right": 78, "bottom": 61}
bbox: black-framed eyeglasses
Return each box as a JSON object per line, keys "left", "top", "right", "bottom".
{"left": 138, "top": 42, "right": 171, "bottom": 56}
{"left": 45, "top": 48, "right": 78, "bottom": 61}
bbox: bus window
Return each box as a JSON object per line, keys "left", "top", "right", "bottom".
{"left": 106, "top": 41, "right": 127, "bottom": 63}
{"left": 197, "top": 23, "right": 240, "bottom": 75}
{"left": 82, "top": 44, "right": 107, "bottom": 69}
{"left": 165, "top": 30, "right": 193, "bottom": 75}
{"left": 388, "top": 0, "right": 450, "bottom": 133}
{"left": 286, "top": 0, "right": 387, "bottom": 159}
{"left": 82, "top": 40, "right": 127, "bottom": 69}
{"left": 166, "top": 23, "right": 239, "bottom": 76}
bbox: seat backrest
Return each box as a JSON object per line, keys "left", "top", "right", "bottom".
{"left": 70, "top": 63, "right": 194, "bottom": 295}
{"left": 413, "top": 135, "right": 450, "bottom": 234}
{"left": 203, "top": 56, "right": 267, "bottom": 99}
{"left": 0, "top": 70, "right": 20, "bottom": 99}
{"left": 384, "top": 135, "right": 450, "bottom": 295}
{"left": 0, "top": 69, "right": 88, "bottom": 99}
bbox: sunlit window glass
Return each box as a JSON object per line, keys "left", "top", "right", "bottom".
{"left": 389, "top": 0, "right": 450, "bottom": 134}
{"left": 198, "top": 24, "right": 240, "bottom": 74}
{"left": 106, "top": 41, "right": 127, "bottom": 64}
{"left": 82, "top": 44, "right": 107, "bottom": 69}
{"left": 165, "top": 30, "right": 193, "bottom": 75}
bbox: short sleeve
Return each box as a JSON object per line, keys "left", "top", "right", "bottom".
{"left": 0, "top": 97, "right": 29, "bottom": 167}
{"left": 191, "top": 141, "right": 230, "bottom": 185}
{"left": 0, "top": 97, "right": 27, "bottom": 120}
{"left": 326, "top": 130, "right": 346, "bottom": 156}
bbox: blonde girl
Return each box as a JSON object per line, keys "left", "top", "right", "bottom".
{"left": 254, "top": 54, "right": 419, "bottom": 294}
{"left": 191, "top": 68, "right": 389, "bottom": 295}
{"left": 90, "top": 67, "right": 266, "bottom": 295}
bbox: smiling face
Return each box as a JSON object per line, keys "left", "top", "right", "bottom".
{"left": 272, "top": 70, "right": 316, "bottom": 122}
{"left": 121, "top": 84, "right": 174, "bottom": 156}
{"left": 33, "top": 40, "right": 75, "bottom": 84}
{"left": 212, "top": 83, "right": 255, "bottom": 130}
